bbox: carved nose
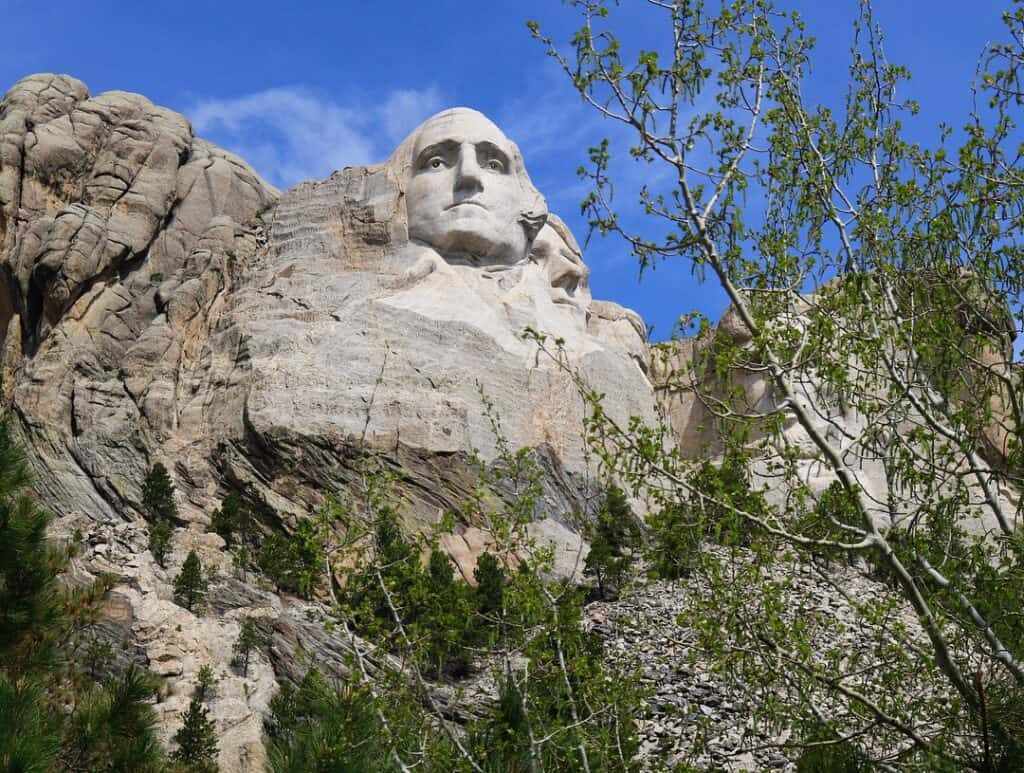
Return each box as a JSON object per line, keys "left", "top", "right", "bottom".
{"left": 551, "top": 258, "right": 588, "bottom": 296}
{"left": 454, "top": 146, "right": 483, "bottom": 193}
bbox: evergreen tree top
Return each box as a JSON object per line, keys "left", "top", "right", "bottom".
{"left": 142, "top": 462, "right": 178, "bottom": 523}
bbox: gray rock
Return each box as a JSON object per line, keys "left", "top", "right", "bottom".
{"left": 0, "top": 79, "right": 663, "bottom": 770}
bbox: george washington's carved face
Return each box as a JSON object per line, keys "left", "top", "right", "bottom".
{"left": 403, "top": 109, "right": 544, "bottom": 266}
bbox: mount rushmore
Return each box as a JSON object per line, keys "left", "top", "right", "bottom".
{"left": 0, "top": 73, "right": 671, "bottom": 768}
{"left": 2, "top": 70, "right": 1018, "bottom": 770}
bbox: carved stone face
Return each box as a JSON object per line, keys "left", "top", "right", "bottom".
{"left": 405, "top": 109, "right": 540, "bottom": 265}
{"left": 531, "top": 216, "right": 591, "bottom": 317}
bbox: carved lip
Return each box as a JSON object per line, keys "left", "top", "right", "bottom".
{"left": 550, "top": 288, "right": 584, "bottom": 310}
{"left": 445, "top": 200, "right": 488, "bottom": 211}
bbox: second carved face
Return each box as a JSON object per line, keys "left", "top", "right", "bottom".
{"left": 531, "top": 215, "right": 591, "bottom": 316}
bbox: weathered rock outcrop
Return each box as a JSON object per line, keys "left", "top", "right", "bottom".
{"left": 0, "top": 76, "right": 660, "bottom": 769}
{"left": 652, "top": 282, "right": 1021, "bottom": 537}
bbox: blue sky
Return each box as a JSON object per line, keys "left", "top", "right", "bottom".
{"left": 0, "top": 1, "right": 1012, "bottom": 340}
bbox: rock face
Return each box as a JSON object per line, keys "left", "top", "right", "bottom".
{"left": 0, "top": 74, "right": 276, "bottom": 517}
{"left": 652, "top": 286, "right": 1021, "bottom": 537}
{"left": 0, "top": 78, "right": 659, "bottom": 769}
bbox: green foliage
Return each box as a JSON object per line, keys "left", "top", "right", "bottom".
{"left": 229, "top": 544, "right": 252, "bottom": 581}
{"left": 257, "top": 519, "right": 324, "bottom": 597}
{"left": 318, "top": 423, "right": 645, "bottom": 770}
{"left": 0, "top": 675, "right": 62, "bottom": 771}
{"left": 195, "top": 665, "right": 218, "bottom": 703}
{"left": 419, "top": 548, "right": 474, "bottom": 678}
{"left": 647, "top": 502, "right": 702, "bottom": 581}
{"left": 0, "top": 423, "right": 166, "bottom": 770}
{"left": 148, "top": 519, "right": 172, "bottom": 568}
{"left": 209, "top": 491, "right": 257, "bottom": 550}
{"left": 81, "top": 635, "right": 115, "bottom": 682}
{"left": 795, "top": 721, "right": 871, "bottom": 772}
{"left": 256, "top": 534, "right": 289, "bottom": 589}
{"left": 142, "top": 462, "right": 177, "bottom": 522}
{"left": 64, "top": 667, "right": 165, "bottom": 772}
{"left": 688, "top": 453, "right": 768, "bottom": 546}
{"left": 468, "top": 580, "right": 642, "bottom": 771}
{"left": 473, "top": 551, "right": 505, "bottom": 620}
{"left": 173, "top": 549, "right": 208, "bottom": 612}
{"left": 266, "top": 670, "right": 394, "bottom": 773}
{"left": 143, "top": 463, "right": 177, "bottom": 568}
{"left": 342, "top": 507, "right": 480, "bottom": 678}
{"left": 648, "top": 454, "right": 768, "bottom": 580}
{"left": 975, "top": 534, "right": 1024, "bottom": 663}
{"left": 209, "top": 492, "right": 241, "bottom": 546}
{"left": 790, "top": 481, "right": 862, "bottom": 567}
{"left": 0, "top": 429, "right": 65, "bottom": 673}
{"left": 232, "top": 618, "right": 266, "bottom": 678}
{"left": 172, "top": 696, "right": 219, "bottom": 772}
{"left": 583, "top": 485, "right": 640, "bottom": 598}
{"left": 470, "top": 676, "right": 533, "bottom": 772}
{"left": 530, "top": 0, "right": 1024, "bottom": 767}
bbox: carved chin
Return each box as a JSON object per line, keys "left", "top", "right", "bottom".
{"left": 412, "top": 218, "right": 526, "bottom": 263}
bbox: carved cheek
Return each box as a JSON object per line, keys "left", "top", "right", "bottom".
{"left": 407, "top": 176, "right": 443, "bottom": 220}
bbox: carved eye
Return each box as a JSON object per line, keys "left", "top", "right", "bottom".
{"left": 485, "top": 158, "right": 505, "bottom": 172}
{"left": 429, "top": 156, "right": 446, "bottom": 169}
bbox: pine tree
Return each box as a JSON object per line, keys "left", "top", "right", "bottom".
{"left": 256, "top": 533, "right": 291, "bottom": 593}
{"left": 584, "top": 485, "right": 640, "bottom": 599}
{"left": 194, "top": 665, "right": 219, "bottom": 703}
{"left": 0, "top": 421, "right": 166, "bottom": 770}
{"left": 265, "top": 671, "right": 389, "bottom": 772}
{"left": 141, "top": 462, "right": 177, "bottom": 522}
{"left": 473, "top": 552, "right": 505, "bottom": 620}
{"left": 209, "top": 491, "right": 241, "bottom": 547}
{"left": 172, "top": 696, "right": 219, "bottom": 772}
{"left": 149, "top": 518, "right": 173, "bottom": 568}
{"left": 65, "top": 667, "right": 165, "bottom": 772}
{"left": 256, "top": 521, "right": 324, "bottom": 598}
{"left": 0, "top": 423, "right": 65, "bottom": 672}
{"left": 422, "top": 548, "right": 471, "bottom": 677}
{"left": 232, "top": 617, "right": 265, "bottom": 677}
{"left": 0, "top": 676, "right": 62, "bottom": 771}
{"left": 142, "top": 463, "right": 177, "bottom": 568}
{"left": 173, "top": 550, "right": 208, "bottom": 612}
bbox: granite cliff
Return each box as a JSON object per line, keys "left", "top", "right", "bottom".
{"left": 0, "top": 74, "right": 659, "bottom": 769}
{"left": 5, "top": 73, "right": 1018, "bottom": 771}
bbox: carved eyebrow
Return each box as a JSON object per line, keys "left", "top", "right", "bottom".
{"left": 415, "top": 140, "right": 459, "bottom": 168}
{"left": 475, "top": 141, "right": 510, "bottom": 168}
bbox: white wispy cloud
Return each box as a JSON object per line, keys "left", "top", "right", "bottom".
{"left": 379, "top": 88, "right": 445, "bottom": 147}
{"left": 188, "top": 85, "right": 443, "bottom": 189}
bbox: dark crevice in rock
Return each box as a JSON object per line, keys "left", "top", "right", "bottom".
{"left": 1, "top": 262, "right": 25, "bottom": 343}
{"left": 69, "top": 382, "right": 81, "bottom": 437}
{"left": 13, "top": 121, "right": 31, "bottom": 216}
{"left": 23, "top": 262, "right": 46, "bottom": 355}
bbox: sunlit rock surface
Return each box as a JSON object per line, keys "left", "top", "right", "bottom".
{"left": 0, "top": 76, "right": 658, "bottom": 770}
